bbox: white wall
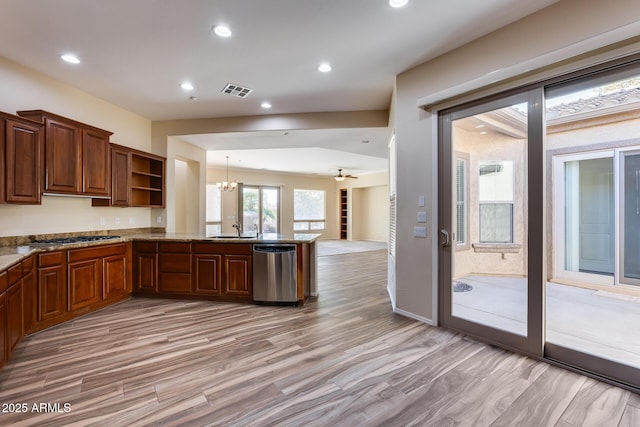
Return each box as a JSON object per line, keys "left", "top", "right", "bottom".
{"left": 393, "top": 0, "right": 640, "bottom": 324}
{"left": 0, "top": 57, "right": 153, "bottom": 237}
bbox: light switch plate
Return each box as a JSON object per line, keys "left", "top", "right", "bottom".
{"left": 418, "top": 195, "right": 425, "bottom": 207}
{"left": 417, "top": 211, "right": 427, "bottom": 223}
{"left": 413, "top": 226, "right": 427, "bottom": 238}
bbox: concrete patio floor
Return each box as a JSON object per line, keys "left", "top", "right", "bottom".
{"left": 452, "top": 275, "right": 640, "bottom": 368}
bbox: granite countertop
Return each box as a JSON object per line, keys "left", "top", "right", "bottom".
{"left": 0, "top": 233, "right": 321, "bottom": 273}
{"left": 130, "top": 232, "right": 321, "bottom": 244}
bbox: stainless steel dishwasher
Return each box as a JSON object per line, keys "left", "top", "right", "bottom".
{"left": 252, "top": 244, "right": 297, "bottom": 304}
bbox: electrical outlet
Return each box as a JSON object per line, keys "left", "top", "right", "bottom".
{"left": 99, "top": 216, "right": 106, "bottom": 226}
{"left": 129, "top": 217, "right": 135, "bottom": 225}
{"left": 156, "top": 216, "right": 162, "bottom": 224}
{"left": 115, "top": 216, "right": 120, "bottom": 225}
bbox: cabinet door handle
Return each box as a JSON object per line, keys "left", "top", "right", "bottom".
{"left": 439, "top": 229, "right": 450, "bottom": 247}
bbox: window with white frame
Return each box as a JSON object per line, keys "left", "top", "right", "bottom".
{"left": 478, "top": 160, "right": 514, "bottom": 243}
{"left": 206, "top": 184, "right": 222, "bottom": 235}
{"left": 294, "top": 189, "right": 325, "bottom": 231}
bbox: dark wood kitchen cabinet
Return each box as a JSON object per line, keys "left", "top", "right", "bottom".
{"left": 7, "top": 264, "right": 23, "bottom": 354}
{"left": 0, "top": 112, "right": 43, "bottom": 204}
{"left": 192, "top": 253, "right": 222, "bottom": 295}
{"left": 224, "top": 255, "right": 252, "bottom": 297}
{"left": 158, "top": 242, "right": 191, "bottom": 293}
{"left": 103, "top": 249, "right": 129, "bottom": 300}
{"left": 110, "top": 145, "right": 131, "bottom": 206}
{"left": 192, "top": 243, "right": 252, "bottom": 299}
{"left": 37, "top": 251, "right": 67, "bottom": 324}
{"left": 0, "top": 271, "right": 8, "bottom": 368}
{"left": 67, "top": 243, "right": 129, "bottom": 311}
{"left": 22, "top": 256, "right": 35, "bottom": 334}
{"left": 17, "top": 110, "right": 112, "bottom": 197}
{"left": 67, "top": 257, "right": 101, "bottom": 311}
{"left": 133, "top": 242, "right": 158, "bottom": 292}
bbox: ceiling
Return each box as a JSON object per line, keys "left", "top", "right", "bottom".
{"left": 0, "top": 0, "right": 559, "bottom": 176}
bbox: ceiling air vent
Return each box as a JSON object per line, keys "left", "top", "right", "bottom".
{"left": 221, "top": 83, "right": 253, "bottom": 98}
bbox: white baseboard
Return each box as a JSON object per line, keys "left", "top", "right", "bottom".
{"left": 393, "top": 307, "right": 436, "bottom": 326}
{"left": 386, "top": 286, "right": 396, "bottom": 310}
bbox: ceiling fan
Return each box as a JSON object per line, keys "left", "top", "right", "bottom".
{"left": 334, "top": 169, "right": 358, "bottom": 182}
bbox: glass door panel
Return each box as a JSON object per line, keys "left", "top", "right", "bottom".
{"left": 622, "top": 152, "right": 640, "bottom": 285}
{"left": 242, "top": 187, "right": 260, "bottom": 232}
{"left": 546, "top": 68, "right": 640, "bottom": 379}
{"left": 440, "top": 89, "right": 542, "bottom": 357}
{"left": 242, "top": 186, "right": 280, "bottom": 234}
{"left": 451, "top": 104, "right": 528, "bottom": 336}
{"left": 261, "top": 188, "right": 279, "bottom": 233}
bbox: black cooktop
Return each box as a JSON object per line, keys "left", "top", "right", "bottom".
{"left": 31, "top": 235, "right": 121, "bottom": 245}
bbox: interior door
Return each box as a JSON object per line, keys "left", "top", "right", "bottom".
{"left": 439, "top": 89, "right": 544, "bottom": 356}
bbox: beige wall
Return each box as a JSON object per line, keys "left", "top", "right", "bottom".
{"left": 340, "top": 172, "right": 389, "bottom": 242}
{"left": 352, "top": 185, "right": 389, "bottom": 242}
{"left": 166, "top": 136, "right": 207, "bottom": 234}
{"left": 0, "top": 57, "right": 153, "bottom": 237}
{"left": 393, "top": 0, "right": 640, "bottom": 324}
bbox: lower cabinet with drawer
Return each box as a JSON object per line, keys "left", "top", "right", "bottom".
{"left": 32, "top": 243, "right": 131, "bottom": 332}
{"left": 37, "top": 250, "right": 67, "bottom": 326}
{"left": 158, "top": 242, "right": 192, "bottom": 293}
{"left": 0, "top": 288, "right": 7, "bottom": 368}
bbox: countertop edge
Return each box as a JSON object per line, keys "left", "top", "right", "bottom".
{"left": 0, "top": 233, "right": 321, "bottom": 273}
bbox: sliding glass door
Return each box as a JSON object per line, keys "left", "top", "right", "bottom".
{"left": 439, "top": 89, "right": 544, "bottom": 355}
{"left": 546, "top": 66, "right": 640, "bottom": 384}
{"left": 440, "top": 58, "right": 640, "bottom": 388}
{"left": 242, "top": 185, "right": 280, "bottom": 234}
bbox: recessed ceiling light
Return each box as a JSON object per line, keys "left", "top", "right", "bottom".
{"left": 60, "top": 54, "right": 80, "bottom": 64}
{"left": 475, "top": 124, "right": 485, "bottom": 128}
{"left": 389, "top": 0, "right": 409, "bottom": 7}
{"left": 213, "top": 25, "right": 232, "bottom": 38}
{"left": 181, "top": 82, "right": 194, "bottom": 91}
{"left": 318, "top": 63, "right": 332, "bottom": 73}
{"left": 261, "top": 102, "right": 272, "bottom": 109}
{"left": 480, "top": 131, "right": 488, "bottom": 135}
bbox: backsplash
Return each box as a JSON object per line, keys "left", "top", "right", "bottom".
{"left": 0, "top": 227, "right": 166, "bottom": 247}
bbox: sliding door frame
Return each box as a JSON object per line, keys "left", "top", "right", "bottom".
{"left": 438, "top": 54, "right": 640, "bottom": 391}
{"left": 438, "top": 88, "right": 545, "bottom": 357}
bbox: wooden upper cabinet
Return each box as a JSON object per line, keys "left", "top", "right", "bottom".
{"left": 17, "top": 110, "right": 112, "bottom": 197}
{"left": 0, "top": 113, "right": 43, "bottom": 204}
{"left": 0, "top": 119, "right": 5, "bottom": 203}
{"left": 82, "top": 128, "right": 110, "bottom": 196}
{"left": 109, "top": 143, "right": 166, "bottom": 208}
{"left": 45, "top": 117, "right": 82, "bottom": 193}
{"left": 111, "top": 145, "right": 131, "bottom": 206}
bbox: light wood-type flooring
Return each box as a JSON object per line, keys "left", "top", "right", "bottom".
{"left": 0, "top": 249, "right": 639, "bottom": 426}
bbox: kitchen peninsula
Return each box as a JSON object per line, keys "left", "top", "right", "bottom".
{"left": 0, "top": 232, "right": 319, "bottom": 370}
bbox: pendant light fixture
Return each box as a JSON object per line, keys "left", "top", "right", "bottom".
{"left": 217, "top": 156, "right": 238, "bottom": 192}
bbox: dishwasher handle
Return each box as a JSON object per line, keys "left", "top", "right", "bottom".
{"left": 253, "top": 244, "right": 296, "bottom": 253}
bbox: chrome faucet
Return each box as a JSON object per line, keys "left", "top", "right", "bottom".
{"left": 232, "top": 222, "right": 242, "bottom": 237}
